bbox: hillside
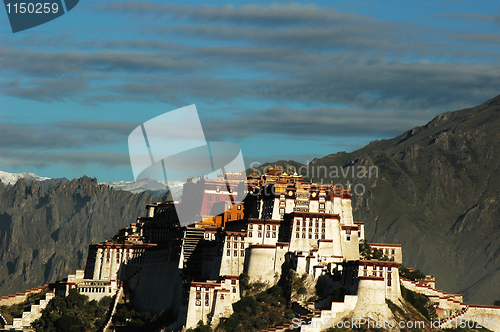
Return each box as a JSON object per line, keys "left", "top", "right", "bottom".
{"left": 0, "top": 176, "right": 154, "bottom": 296}
{"left": 305, "top": 95, "right": 500, "bottom": 304}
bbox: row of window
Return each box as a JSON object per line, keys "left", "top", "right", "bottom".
{"left": 295, "top": 233, "right": 326, "bottom": 239}
{"left": 249, "top": 225, "right": 278, "bottom": 231}
{"left": 295, "top": 227, "right": 326, "bottom": 233}
{"left": 227, "top": 242, "right": 245, "bottom": 249}
{"left": 226, "top": 235, "right": 244, "bottom": 241}
{"left": 79, "top": 287, "right": 110, "bottom": 293}
{"left": 297, "top": 221, "right": 327, "bottom": 227}
{"left": 226, "top": 250, "right": 245, "bottom": 257}
{"left": 248, "top": 231, "right": 277, "bottom": 238}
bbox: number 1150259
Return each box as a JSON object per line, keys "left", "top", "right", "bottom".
{"left": 5, "top": 2, "right": 59, "bottom": 14}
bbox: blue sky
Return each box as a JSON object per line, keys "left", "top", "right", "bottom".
{"left": 1, "top": 0, "right": 500, "bottom": 182}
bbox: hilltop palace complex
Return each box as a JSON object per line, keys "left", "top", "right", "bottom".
{"left": 1, "top": 167, "right": 499, "bottom": 331}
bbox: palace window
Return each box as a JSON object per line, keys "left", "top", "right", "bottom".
{"left": 241, "top": 243, "right": 244, "bottom": 248}
{"left": 302, "top": 221, "right": 306, "bottom": 226}
{"left": 272, "top": 232, "right": 276, "bottom": 238}
{"left": 227, "top": 250, "right": 230, "bottom": 256}
{"left": 392, "top": 249, "right": 395, "bottom": 255}
{"left": 258, "top": 232, "right": 262, "bottom": 238}
{"left": 241, "top": 251, "right": 245, "bottom": 257}
{"left": 205, "top": 293, "right": 210, "bottom": 299}
{"left": 227, "top": 243, "right": 230, "bottom": 248}
{"left": 248, "top": 231, "right": 252, "bottom": 237}
{"left": 322, "top": 228, "right": 325, "bottom": 233}
{"left": 205, "top": 300, "right": 209, "bottom": 306}
{"left": 272, "top": 225, "right": 276, "bottom": 230}
{"left": 220, "top": 294, "right": 225, "bottom": 299}
{"left": 346, "top": 236, "right": 351, "bottom": 241}
{"left": 196, "top": 286, "right": 201, "bottom": 291}
{"left": 196, "top": 292, "right": 201, "bottom": 299}
{"left": 319, "top": 203, "right": 325, "bottom": 209}
{"left": 309, "top": 228, "right": 312, "bottom": 233}
{"left": 231, "top": 279, "right": 236, "bottom": 285}
{"left": 233, "top": 287, "right": 237, "bottom": 293}
{"left": 233, "top": 243, "right": 237, "bottom": 248}
{"left": 302, "top": 233, "right": 306, "bottom": 238}
{"left": 196, "top": 300, "right": 201, "bottom": 306}
{"left": 296, "top": 221, "right": 300, "bottom": 226}
{"left": 315, "top": 222, "right": 319, "bottom": 228}
{"left": 315, "top": 234, "right": 318, "bottom": 239}
{"left": 309, "top": 221, "right": 313, "bottom": 226}
{"left": 296, "top": 233, "right": 299, "bottom": 238}
{"left": 234, "top": 251, "right": 238, "bottom": 256}
{"left": 258, "top": 225, "right": 262, "bottom": 230}
{"left": 346, "top": 229, "right": 351, "bottom": 235}
{"left": 266, "top": 232, "right": 270, "bottom": 238}
{"left": 322, "top": 223, "right": 326, "bottom": 227}
{"left": 308, "top": 234, "right": 312, "bottom": 239}
{"left": 321, "top": 234, "right": 325, "bottom": 239}
{"left": 266, "top": 225, "right": 270, "bottom": 230}
{"left": 237, "top": 205, "right": 241, "bottom": 210}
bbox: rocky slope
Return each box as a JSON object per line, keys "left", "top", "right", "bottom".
{"left": 0, "top": 176, "right": 154, "bottom": 297}
{"left": 306, "top": 95, "right": 500, "bottom": 304}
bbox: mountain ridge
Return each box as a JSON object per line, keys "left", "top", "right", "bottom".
{"left": 305, "top": 95, "right": 500, "bottom": 304}
{"left": 0, "top": 176, "right": 155, "bottom": 296}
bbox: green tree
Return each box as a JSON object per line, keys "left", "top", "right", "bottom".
{"left": 359, "top": 240, "right": 390, "bottom": 261}
{"left": 399, "top": 264, "right": 426, "bottom": 280}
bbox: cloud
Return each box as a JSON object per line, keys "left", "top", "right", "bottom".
{"left": 0, "top": 47, "right": 201, "bottom": 76}
{"left": 0, "top": 3, "right": 499, "bottom": 125}
{"left": 96, "top": 2, "right": 367, "bottom": 27}
{"left": 201, "top": 106, "right": 427, "bottom": 141}
{"left": 0, "top": 121, "right": 135, "bottom": 150}
{"left": 0, "top": 149, "right": 130, "bottom": 168}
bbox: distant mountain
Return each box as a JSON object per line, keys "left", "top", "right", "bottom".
{"left": 301, "top": 95, "right": 500, "bottom": 305}
{"left": 0, "top": 171, "right": 49, "bottom": 184}
{"left": 102, "top": 178, "right": 184, "bottom": 199}
{"left": 0, "top": 171, "right": 183, "bottom": 198}
{"left": 0, "top": 176, "right": 154, "bottom": 297}
{"left": 0, "top": 171, "right": 69, "bottom": 191}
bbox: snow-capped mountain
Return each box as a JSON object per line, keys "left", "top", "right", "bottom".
{"left": 101, "top": 178, "right": 184, "bottom": 199}
{"left": 0, "top": 170, "right": 184, "bottom": 198}
{"left": 0, "top": 171, "right": 50, "bottom": 184}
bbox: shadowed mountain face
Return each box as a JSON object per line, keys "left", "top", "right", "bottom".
{"left": 0, "top": 176, "right": 154, "bottom": 296}
{"left": 305, "top": 95, "right": 500, "bottom": 304}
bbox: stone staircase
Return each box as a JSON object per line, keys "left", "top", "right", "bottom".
{"left": 0, "top": 312, "right": 8, "bottom": 327}
{"left": 182, "top": 227, "right": 205, "bottom": 277}
{"left": 440, "top": 305, "right": 470, "bottom": 328}
{"left": 3, "top": 291, "right": 55, "bottom": 330}
{"left": 103, "top": 283, "right": 124, "bottom": 332}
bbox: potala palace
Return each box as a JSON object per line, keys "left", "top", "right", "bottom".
{"left": 1, "top": 167, "right": 499, "bottom": 331}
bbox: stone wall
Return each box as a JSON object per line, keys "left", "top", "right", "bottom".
{"left": 0, "top": 285, "right": 48, "bottom": 307}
